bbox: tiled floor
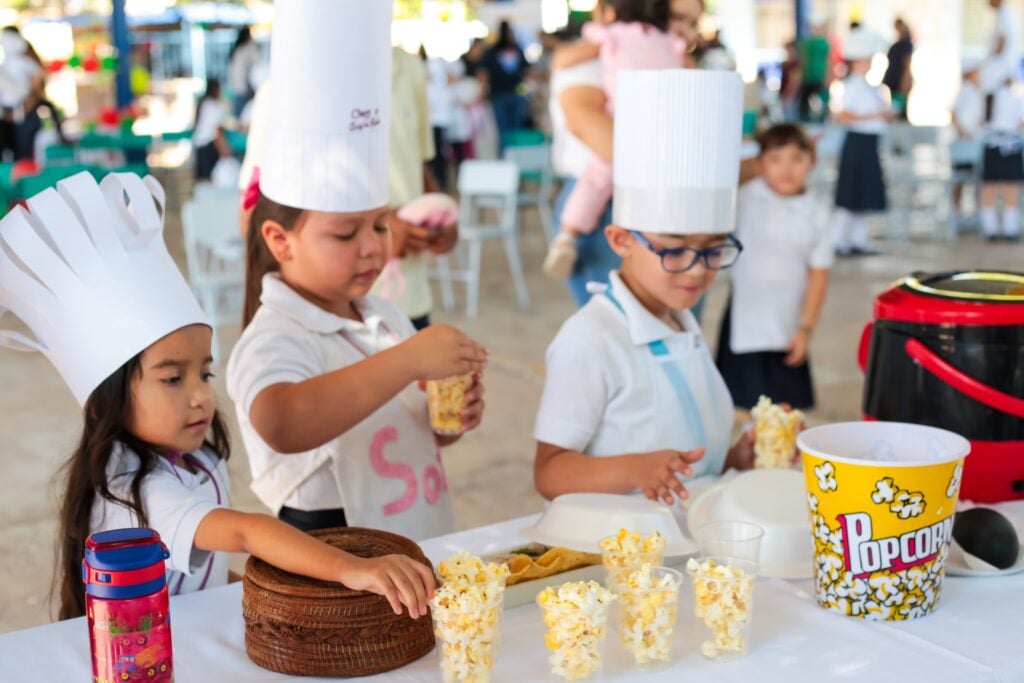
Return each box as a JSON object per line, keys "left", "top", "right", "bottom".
{"left": 0, "top": 167, "right": 1018, "bottom": 632}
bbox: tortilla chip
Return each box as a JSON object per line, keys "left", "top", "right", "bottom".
{"left": 498, "top": 546, "right": 602, "bottom": 586}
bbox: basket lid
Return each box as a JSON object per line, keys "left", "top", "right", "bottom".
{"left": 875, "top": 271, "right": 1024, "bottom": 325}
{"left": 244, "top": 527, "right": 430, "bottom": 598}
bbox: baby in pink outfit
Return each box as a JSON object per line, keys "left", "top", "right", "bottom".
{"left": 544, "top": 10, "right": 685, "bottom": 280}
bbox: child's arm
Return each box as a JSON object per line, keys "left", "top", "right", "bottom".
{"left": 785, "top": 268, "right": 829, "bottom": 367}
{"left": 535, "top": 442, "right": 703, "bottom": 506}
{"left": 552, "top": 41, "right": 601, "bottom": 70}
{"left": 194, "top": 508, "right": 435, "bottom": 618}
{"left": 250, "top": 327, "right": 488, "bottom": 453}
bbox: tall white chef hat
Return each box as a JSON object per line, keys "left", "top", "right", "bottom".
{"left": 259, "top": 0, "right": 394, "bottom": 213}
{"left": 0, "top": 172, "right": 209, "bottom": 406}
{"left": 613, "top": 69, "right": 743, "bottom": 235}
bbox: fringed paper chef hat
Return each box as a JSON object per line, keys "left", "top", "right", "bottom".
{"left": 259, "top": 0, "right": 393, "bottom": 212}
{"left": 0, "top": 172, "right": 209, "bottom": 406}
{"left": 613, "top": 69, "right": 743, "bottom": 235}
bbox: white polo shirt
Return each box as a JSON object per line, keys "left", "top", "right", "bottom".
{"left": 837, "top": 74, "right": 887, "bottom": 135}
{"left": 90, "top": 444, "right": 230, "bottom": 596}
{"left": 534, "top": 271, "right": 734, "bottom": 480}
{"left": 226, "top": 274, "right": 418, "bottom": 514}
{"left": 728, "top": 178, "right": 833, "bottom": 354}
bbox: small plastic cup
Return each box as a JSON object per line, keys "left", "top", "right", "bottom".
{"left": 538, "top": 595, "right": 611, "bottom": 681}
{"left": 427, "top": 374, "right": 474, "bottom": 435}
{"left": 431, "top": 592, "right": 503, "bottom": 683}
{"left": 598, "top": 534, "right": 664, "bottom": 581}
{"left": 694, "top": 520, "right": 764, "bottom": 563}
{"left": 687, "top": 556, "right": 757, "bottom": 662}
{"left": 608, "top": 566, "right": 683, "bottom": 668}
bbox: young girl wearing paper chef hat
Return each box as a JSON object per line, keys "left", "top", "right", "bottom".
{"left": 226, "top": 0, "right": 487, "bottom": 540}
{"left": 0, "top": 171, "right": 435, "bottom": 621}
{"left": 534, "top": 69, "right": 761, "bottom": 506}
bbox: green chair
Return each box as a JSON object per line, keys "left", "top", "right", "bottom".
{"left": 504, "top": 128, "right": 547, "bottom": 148}
{"left": 226, "top": 130, "right": 247, "bottom": 155}
{"left": 45, "top": 144, "right": 77, "bottom": 164}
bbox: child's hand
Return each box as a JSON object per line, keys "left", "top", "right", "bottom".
{"left": 726, "top": 428, "right": 756, "bottom": 471}
{"left": 458, "top": 372, "right": 485, "bottom": 433}
{"left": 405, "top": 325, "right": 488, "bottom": 380}
{"left": 339, "top": 554, "right": 437, "bottom": 619}
{"left": 634, "top": 448, "right": 704, "bottom": 506}
{"left": 785, "top": 329, "right": 810, "bottom": 367}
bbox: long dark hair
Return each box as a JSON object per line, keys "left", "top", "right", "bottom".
{"left": 229, "top": 26, "right": 252, "bottom": 60}
{"left": 243, "top": 192, "right": 306, "bottom": 327}
{"left": 496, "top": 20, "right": 517, "bottom": 50}
{"left": 601, "top": 0, "right": 670, "bottom": 30}
{"left": 55, "top": 354, "right": 231, "bottom": 620}
{"left": 196, "top": 78, "right": 221, "bottom": 123}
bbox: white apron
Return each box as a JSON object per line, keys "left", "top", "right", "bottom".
{"left": 329, "top": 328, "right": 455, "bottom": 541}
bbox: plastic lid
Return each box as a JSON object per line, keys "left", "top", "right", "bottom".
{"left": 875, "top": 271, "right": 1024, "bottom": 326}
{"left": 83, "top": 528, "right": 169, "bottom": 599}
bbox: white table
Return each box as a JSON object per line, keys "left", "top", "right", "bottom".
{"left": 3, "top": 504, "right": 1022, "bottom": 683}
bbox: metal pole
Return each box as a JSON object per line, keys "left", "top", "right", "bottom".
{"left": 111, "top": 0, "right": 132, "bottom": 108}
{"left": 795, "top": 0, "right": 809, "bottom": 41}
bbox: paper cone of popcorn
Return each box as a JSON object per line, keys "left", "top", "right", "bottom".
{"left": 797, "top": 422, "right": 969, "bottom": 621}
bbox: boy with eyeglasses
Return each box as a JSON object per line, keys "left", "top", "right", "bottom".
{"left": 533, "top": 70, "right": 757, "bottom": 508}
{"left": 715, "top": 123, "right": 831, "bottom": 414}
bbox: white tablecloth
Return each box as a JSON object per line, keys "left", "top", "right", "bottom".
{"left": 3, "top": 504, "right": 1023, "bottom": 682}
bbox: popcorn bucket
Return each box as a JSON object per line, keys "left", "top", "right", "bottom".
{"left": 798, "top": 422, "right": 970, "bottom": 621}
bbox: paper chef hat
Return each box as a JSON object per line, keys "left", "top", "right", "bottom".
{"left": 844, "top": 28, "right": 883, "bottom": 61}
{"left": 259, "top": 0, "right": 393, "bottom": 213}
{"left": 613, "top": 69, "right": 743, "bottom": 234}
{"left": 0, "top": 172, "right": 209, "bottom": 406}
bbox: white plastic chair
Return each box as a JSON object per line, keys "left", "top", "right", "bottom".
{"left": 503, "top": 143, "right": 555, "bottom": 242}
{"left": 180, "top": 187, "right": 245, "bottom": 362}
{"left": 431, "top": 160, "right": 530, "bottom": 318}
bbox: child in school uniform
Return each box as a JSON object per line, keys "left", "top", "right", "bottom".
{"left": 978, "top": 70, "right": 1024, "bottom": 241}
{"left": 715, "top": 124, "right": 831, "bottom": 411}
{"left": 0, "top": 171, "right": 434, "bottom": 621}
{"left": 534, "top": 70, "right": 758, "bottom": 507}
{"left": 542, "top": 0, "right": 686, "bottom": 280}
{"left": 951, "top": 59, "right": 985, "bottom": 226}
{"left": 226, "top": 0, "right": 487, "bottom": 540}
{"left": 832, "top": 29, "right": 894, "bottom": 256}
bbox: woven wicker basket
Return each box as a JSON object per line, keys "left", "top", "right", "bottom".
{"left": 242, "top": 527, "right": 436, "bottom": 677}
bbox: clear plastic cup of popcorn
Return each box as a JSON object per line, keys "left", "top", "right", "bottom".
{"left": 608, "top": 564, "right": 683, "bottom": 669}
{"left": 537, "top": 582, "right": 615, "bottom": 681}
{"left": 694, "top": 520, "right": 764, "bottom": 564}
{"left": 598, "top": 530, "right": 666, "bottom": 582}
{"left": 431, "top": 592, "right": 504, "bottom": 683}
{"left": 686, "top": 556, "right": 757, "bottom": 662}
{"left": 427, "top": 373, "right": 474, "bottom": 435}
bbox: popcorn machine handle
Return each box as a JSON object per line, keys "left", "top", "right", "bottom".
{"left": 857, "top": 322, "right": 873, "bottom": 373}
{"left": 904, "top": 338, "right": 1024, "bottom": 419}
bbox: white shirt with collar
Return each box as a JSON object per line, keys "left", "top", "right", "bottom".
{"left": 227, "top": 273, "right": 418, "bottom": 514}
{"left": 837, "top": 74, "right": 888, "bottom": 135}
{"left": 728, "top": 178, "right": 833, "bottom": 354}
{"left": 90, "top": 444, "right": 230, "bottom": 596}
{"left": 990, "top": 4, "right": 1021, "bottom": 85}
{"left": 534, "top": 271, "right": 734, "bottom": 479}
{"left": 549, "top": 59, "right": 603, "bottom": 178}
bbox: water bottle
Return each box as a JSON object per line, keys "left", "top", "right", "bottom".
{"left": 83, "top": 528, "right": 174, "bottom": 682}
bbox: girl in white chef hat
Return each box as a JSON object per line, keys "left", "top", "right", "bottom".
{"left": 227, "top": 0, "right": 488, "bottom": 541}
{"left": 0, "top": 171, "right": 436, "bottom": 621}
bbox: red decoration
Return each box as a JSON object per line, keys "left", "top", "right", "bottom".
{"left": 99, "top": 107, "right": 120, "bottom": 127}
{"left": 83, "top": 56, "right": 100, "bottom": 73}
{"left": 47, "top": 60, "right": 64, "bottom": 73}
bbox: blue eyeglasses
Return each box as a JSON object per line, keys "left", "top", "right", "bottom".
{"left": 630, "top": 232, "right": 744, "bottom": 273}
